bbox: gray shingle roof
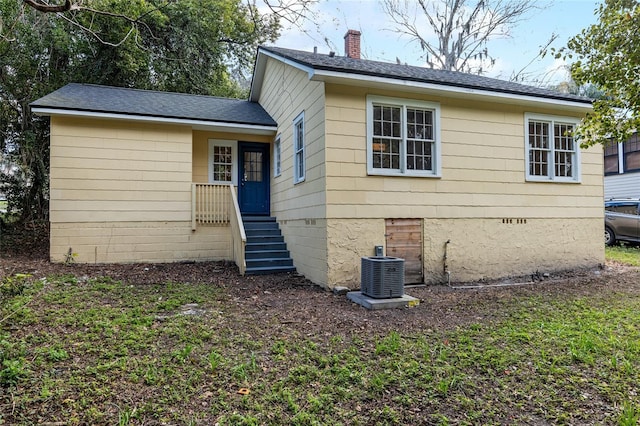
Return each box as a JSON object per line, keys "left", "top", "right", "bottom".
{"left": 31, "top": 83, "right": 277, "bottom": 127}
{"left": 260, "top": 46, "right": 592, "bottom": 105}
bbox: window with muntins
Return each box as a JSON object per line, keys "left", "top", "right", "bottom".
{"left": 604, "top": 140, "right": 619, "bottom": 175}
{"left": 623, "top": 133, "right": 640, "bottom": 172}
{"left": 525, "top": 114, "right": 580, "bottom": 182}
{"left": 213, "top": 146, "right": 233, "bottom": 181}
{"left": 293, "top": 112, "right": 305, "bottom": 183}
{"left": 208, "top": 139, "right": 236, "bottom": 185}
{"left": 367, "top": 96, "right": 441, "bottom": 177}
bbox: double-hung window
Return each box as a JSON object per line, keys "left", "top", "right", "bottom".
{"left": 525, "top": 113, "right": 580, "bottom": 182}
{"left": 293, "top": 112, "right": 305, "bottom": 183}
{"left": 366, "top": 96, "right": 441, "bottom": 177}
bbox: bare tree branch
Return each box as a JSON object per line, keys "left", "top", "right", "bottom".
{"left": 17, "top": 0, "right": 319, "bottom": 49}
{"left": 15, "top": 1, "right": 179, "bottom": 49}
{"left": 261, "top": 0, "right": 318, "bottom": 26}
{"left": 381, "top": 0, "right": 541, "bottom": 74}
{"left": 56, "top": 12, "right": 137, "bottom": 47}
{"left": 510, "top": 33, "right": 559, "bottom": 84}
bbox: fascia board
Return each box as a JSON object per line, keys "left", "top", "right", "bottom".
{"left": 312, "top": 69, "right": 593, "bottom": 112}
{"left": 249, "top": 51, "right": 267, "bottom": 103}
{"left": 249, "top": 48, "right": 316, "bottom": 102}
{"left": 31, "top": 107, "right": 277, "bottom": 135}
{"left": 259, "top": 48, "right": 315, "bottom": 77}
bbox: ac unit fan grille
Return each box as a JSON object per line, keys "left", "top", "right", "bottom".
{"left": 361, "top": 256, "right": 405, "bottom": 299}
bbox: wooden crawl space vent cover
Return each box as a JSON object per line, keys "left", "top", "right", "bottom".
{"left": 384, "top": 218, "right": 424, "bottom": 284}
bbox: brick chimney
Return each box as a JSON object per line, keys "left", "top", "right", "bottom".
{"left": 344, "top": 29, "right": 361, "bottom": 59}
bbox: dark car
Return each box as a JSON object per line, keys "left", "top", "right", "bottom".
{"left": 605, "top": 199, "right": 640, "bottom": 245}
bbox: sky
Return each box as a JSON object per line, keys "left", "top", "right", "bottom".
{"left": 272, "top": 0, "right": 602, "bottom": 86}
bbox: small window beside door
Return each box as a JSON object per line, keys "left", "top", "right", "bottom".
{"left": 208, "top": 140, "right": 237, "bottom": 185}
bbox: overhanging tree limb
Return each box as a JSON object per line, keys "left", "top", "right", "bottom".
{"left": 559, "top": 0, "right": 640, "bottom": 146}
{"left": 2, "top": 0, "right": 283, "bottom": 222}
{"left": 23, "top": 0, "right": 75, "bottom": 13}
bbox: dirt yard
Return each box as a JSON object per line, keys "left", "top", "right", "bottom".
{"left": 0, "top": 225, "right": 640, "bottom": 425}
{"left": 2, "top": 246, "right": 639, "bottom": 336}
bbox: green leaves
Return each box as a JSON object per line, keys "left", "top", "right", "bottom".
{"left": 565, "top": 0, "right": 640, "bottom": 146}
{"left": 1, "top": 0, "right": 281, "bottom": 220}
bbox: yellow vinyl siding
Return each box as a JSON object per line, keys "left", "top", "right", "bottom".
{"left": 192, "top": 132, "right": 209, "bottom": 183}
{"left": 321, "top": 83, "right": 602, "bottom": 287}
{"left": 50, "top": 116, "right": 192, "bottom": 224}
{"left": 48, "top": 61, "right": 603, "bottom": 285}
{"left": 324, "top": 84, "right": 603, "bottom": 220}
{"left": 49, "top": 116, "right": 232, "bottom": 263}
{"left": 51, "top": 222, "right": 230, "bottom": 263}
{"left": 191, "top": 130, "right": 273, "bottom": 183}
{"left": 259, "top": 58, "right": 326, "bottom": 219}
{"left": 257, "top": 57, "right": 328, "bottom": 285}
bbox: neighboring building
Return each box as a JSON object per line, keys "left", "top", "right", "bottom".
{"left": 31, "top": 31, "right": 603, "bottom": 288}
{"left": 604, "top": 133, "right": 640, "bottom": 199}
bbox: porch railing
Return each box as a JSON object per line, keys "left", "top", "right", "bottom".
{"left": 228, "top": 185, "right": 246, "bottom": 275}
{"left": 191, "top": 183, "right": 246, "bottom": 275}
{"left": 191, "top": 183, "right": 230, "bottom": 229}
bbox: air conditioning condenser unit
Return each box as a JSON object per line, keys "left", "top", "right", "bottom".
{"left": 361, "top": 256, "right": 405, "bottom": 299}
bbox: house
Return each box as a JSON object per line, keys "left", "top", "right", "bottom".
{"left": 604, "top": 132, "right": 640, "bottom": 199}
{"left": 31, "top": 30, "right": 604, "bottom": 288}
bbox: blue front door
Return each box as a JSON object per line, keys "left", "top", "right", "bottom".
{"left": 238, "top": 142, "right": 270, "bottom": 215}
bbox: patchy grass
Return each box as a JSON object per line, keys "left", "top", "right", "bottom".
{"left": 606, "top": 245, "right": 640, "bottom": 266}
{"left": 1, "top": 271, "right": 640, "bottom": 424}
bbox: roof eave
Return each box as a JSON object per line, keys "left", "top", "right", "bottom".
{"left": 31, "top": 107, "right": 278, "bottom": 135}
{"left": 249, "top": 47, "right": 316, "bottom": 102}
{"left": 252, "top": 47, "right": 592, "bottom": 111}
{"left": 311, "top": 69, "right": 593, "bottom": 112}
{"left": 248, "top": 49, "right": 266, "bottom": 103}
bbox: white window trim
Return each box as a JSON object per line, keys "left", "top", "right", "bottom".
{"left": 293, "top": 111, "right": 305, "bottom": 184}
{"left": 208, "top": 139, "right": 237, "bottom": 185}
{"left": 366, "top": 95, "right": 442, "bottom": 177}
{"left": 618, "top": 142, "right": 625, "bottom": 173}
{"left": 273, "top": 135, "right": 282, "bottom": 177}
{"left": 524, "top": 113, "right": 581, "bottom": 183}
